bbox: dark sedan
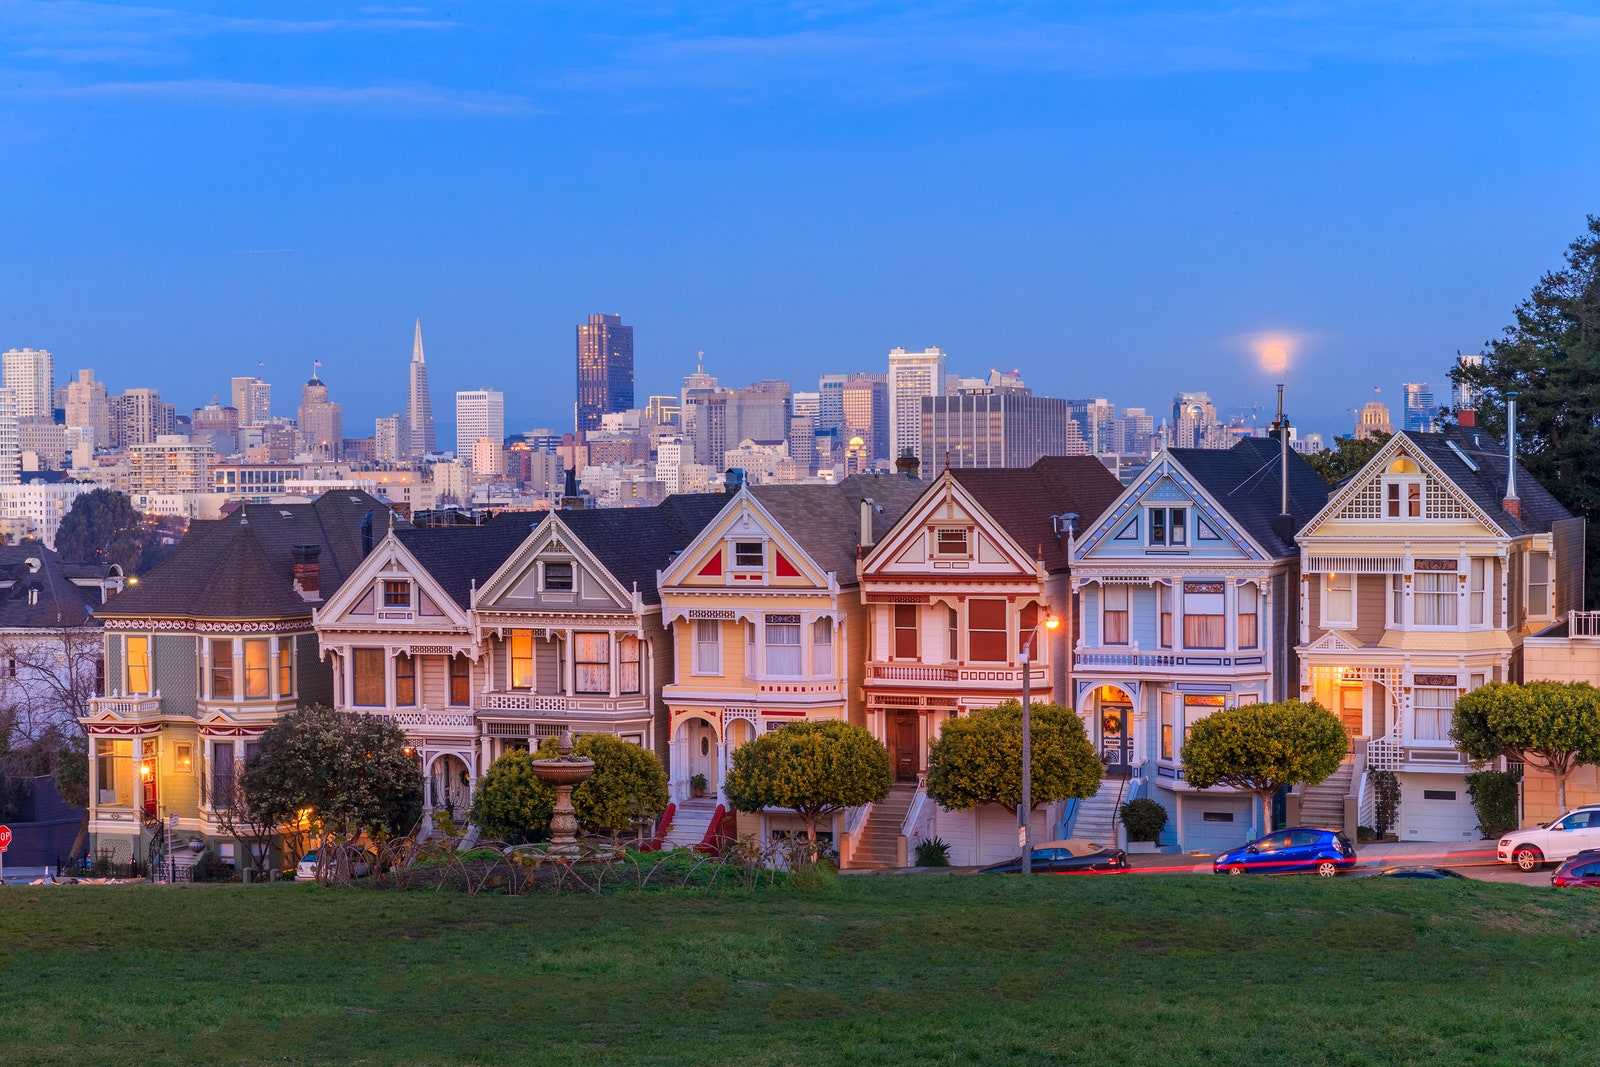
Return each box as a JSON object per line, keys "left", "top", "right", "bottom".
{"left": 1348, "top": 864, "right": 1465, "bottom": 880}
{"left": 979, "top": 839, "right": 1128, "bottom": 875}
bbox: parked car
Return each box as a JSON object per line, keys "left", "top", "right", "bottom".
{"left": 1213, "top": 828, "right": 1357, "bottom": 877}
{"left": 1496, "top": 805, "right": 1600, "bottom": 871}
{"left": 295, "top": 849, "right": 373, "bottom": 881}
{"left": 1550, "top": 849, "right": 1600, "bottom": 888}
{"left": 979, "top": 839, "right": 1128, "bottom": 875}
{"left": 1348, "top": 864, "right": 1465, "bottom": 880}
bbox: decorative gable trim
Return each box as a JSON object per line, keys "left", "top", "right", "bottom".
{"left": 474, "top": 514, "right": 637, "bottom": 613}
{"left": 1305, "top": 630, "right": 1360, "bottom": 652}
{"left": 314, "top": 531, "right": 470, "bottom": 631}
{"left": 657, "top": 488, "right": 836, "bottom": 601}
{"left": 1076, "top": 458, "right": 1267, "bottom": 562}
{"left": 1300, "top": 433, "right": 1507, "bottom": 540}
{"left": 860, "top": 470, "right": 1037, "bottom": 578}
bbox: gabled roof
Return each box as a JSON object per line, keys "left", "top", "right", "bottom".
{"left": 394, "top": 516, "right": 532, "bottom": 610}
{"left": 1166, "top": 438, "right": 1331, "bottom": 559}
{"left": 746, "top": 474, "right": 926, "bottom": 584}
{"left": 0, "top": 545, "right": 105, "bottom": 629}
{"left": 98, "top": 490, "right": 403, "bottom": 620}
{"left": 947, "top": 457, "right": 1125, "bottom": 572}
{"left": 1401, "top": 427, "right": 1570, "bottom": 536}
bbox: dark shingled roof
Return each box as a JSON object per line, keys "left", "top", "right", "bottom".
{"left": 0, "top": 546, "right": 107, "bottom": 629}
{"left": 749, "top": 474, "right": 927, "bottom": 584}
{"left": 394, "top": 515, "right": 533, "bottom": 610}
{"left": 948, "top": 457, "right": 1126, "bottom": 572}
{"left": 1400, "top": 427, "right": 1571, "bottom": 535}
{"left": 98, "top": 490, "right": 402, "bottom": 620}
{"left": 1167, "top": 438, "right": 1332, "bottom": 559}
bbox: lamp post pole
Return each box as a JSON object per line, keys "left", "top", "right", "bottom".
{"left": 1019, "top": 637, "right": 1034, "bottom": 877}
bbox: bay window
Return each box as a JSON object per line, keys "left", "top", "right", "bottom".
{"left": 127, "top": 635, "right": 151, "bottom": 695}
{"left": 210, "top": 638, "right": 234, "bottom": 699}
{"left": 968, "top": 599, "right": 1007, "bottom": 662}
{"left": 242, "top": 638, "right": 270, "bottom": 699}
{"left": 619, "top": 636, "right": 641, "bottom": 694}
{"left": 1414, "top": 572, "right": 1457, "bottom": 627}
{"left": 510, "top": 630, "right": 534, "bottom": 689}
{"left": 765, "top": 615, "right": 803, "bottom": 677}
{"left": 1237, "top": 584, "right": 1258, "bottom": 649}
{"left": 278, "top": 638, "right": 294, "bottom": 697}
{"left": 1103, "top": 585, "right": 1129, "bottom": 645}
{"left": 1158, "top": 585, "right": 1172, "bottom": 648}
{"left": 1528, "top": 551, "right": 1550, "bottom": 616}
{"left": 1470, "top": 558, "right": 1487, "bottom": 625}
{"left": 812, "top": 619, "right": 834, "bottom": 677}
{"left": 946, "top": 607, "right": 959, "bottom": 662}
{"left": 449, "top": 654, "right": 471, "bottom": 705}
{"left": 395, "top": 653, "right": 416, "bottom": 705}
{"left": 1182, "top": 582, "right": 1225, "bottom": 649}
{"left": 575, "top": 633, "right": 611, "bottom": 694}
{"left": 1413, "top": 687, "right": 1456, "bottom": 741}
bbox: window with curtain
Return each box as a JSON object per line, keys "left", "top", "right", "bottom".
{"left": 126, "top": 635, "right": 151, "bottom": 695}
{"left": 619, "top": 636, "right": 641, "bottom": 694}
{"left": 1160, "top": 698, "right": 1175, "bottom": 760}
{"left": 968, "top": 599, "right": 1007, "bottom": 662}
{"left": 510, "top": 630, "right": 534, "bottom": 689}
{"left": 395, "top": 653, "right": 416, "bottom": 705}
{"left": 1103, "top": 585, "right": 1129, "bottom": 645}
{"left": 211, "top": 744, "right": 235, "bottom": 807}
{"left": 694, "top": 619, "right": 721, "bottom": 674}
{"left": 1414, "top": 572, "right": 1457, "bottom": 626}
{"left": 449, "top": 654, "right": 471, "bottom": 705}
{"left": 1182, "top": 582, "right": 1225, "bottom": 649}
{"left": 1391, "top": 575, "right": 1405, "bottom": 626}
{"left": 893, "top": 604, "right": 918, "bottom": 659}
{"left": 242, "top": 639, "right": 270, "bottom": 699}
{"left": 1158, "top": 585, "right": 1172, "bottom": 648}
{"left": 210, "top": 638, "right": 234, "bottom": 699}
{"left": 1413, "top": 687, "right": 1456, "bottom": 740}
{"left": 765, "top": 615, "right": 802, "bottom": 676}
{"left": 1325, "top": 574, "right": 1355, "bottom": 626}
{"left": 812, "top": 619, "right": 833, "bottom": 677}
{"left": 353, "top": 648, "right": 385, "bottom": 706}
{"left": 575, "top": 633, "right": 611, "bottom": 694}
{"left": 277, "top": 638, "right": 294, "bottom": 697}
{"left": 1528, "top": 552, "right": 1550, "bottom": 616}
{"left": 383, "top": 580, "right": 411, "bottom": 607}
{"left": 947, "top": 606, "right": 959, "bottom": 662}
{"left": 1236, "top": 584, "right": 1258, "bottom": 649}
{"left": 1470, "top": 558, "right": 1487, "bottom": 625}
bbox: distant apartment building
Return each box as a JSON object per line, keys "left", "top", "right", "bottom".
{"left": 212, "top": 463, "right": 305, "bottom": 498}
{"left": 920, "top": 373, "right": 1069, "bottom": 474}
{"left": 683, "top": 383, "right": 792, "bottom": 467}
{"left": 0, "top": 389, "right": 18, "bottom": 486}
{"left": 375, "top": 415, "right": 408, "bottom": 464}
{"left": 192, "top": 400, "right": 240, "bottom": 456}
{"left": 298, "top": 371, "right": 344, "bottom": 459}
{"left": 887, "top": 346, "right": 947, "bottom": 465}
{"left": 230, "top": 375, "right": 272, "bottom": 428}
{"left": 18, "top": 418, "right": 67, "bottom": 471}
{"left": 2, "top": 348, "right": 54, "bottom": 419}
{"left": 576, "top": 313, "right": 635, "bottom": 433}
{"left": 65, "top": 370, "right": 111, "bottom": 449}
{"left": 1112, "top": 407, "right": 1157, "bottom": 455}
{"left": 1170, "top": 391, "right": 1230, "bottom": 449}
{"left": 456, "top": 389, "right": 506, "bottom": 462}
{"left": 0, "top": 478, "right": 94, "bottom": 549}
{"left": 113, "top": 388, "right": 176, "bottom": 449}
{"left": 129, "top": 435, "right": 211, "bottom": 496}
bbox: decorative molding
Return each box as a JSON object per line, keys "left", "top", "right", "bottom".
{"left": 103, "top": 617, "right": 310, "bottom": 633}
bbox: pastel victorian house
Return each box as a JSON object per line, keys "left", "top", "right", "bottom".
{"left": 657, "top": 475, "right": 923, "bottom": 849}
{"left": 314, "top": 496, "right": 731, "bottom": 826}
{"left": 855, "top": 457, "right": 1123, "bottom": 867}
{"left": 1297, "top": 424, "right": 1579, "bottom": 841}
{"left": 83, "top": 491, "right": 391, "bottom": 868}
{"left": 1070, "top": 439, "right": 1329, "bottom": 852}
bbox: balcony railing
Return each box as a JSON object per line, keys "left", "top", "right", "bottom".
{"left": 864, "top": 663, "right": 1047, "bottom": 687}
{"left": 1074, "top": 650, "right": 1267, "bottom": 671}
{"left": 480, "top": 691, "right": 651, "bottom": 716}
{"left": 382, "top": 708, "right": 477, "bottom": 731}
{"left": 87, "top": 694, "right": 163, "bottom": 720}
{"left": 1569, "top": 611, "right": 1600, "bottom": 638}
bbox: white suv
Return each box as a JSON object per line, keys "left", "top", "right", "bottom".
{"left": 1498, "top": 806, "right": 1600, "bottom": 871}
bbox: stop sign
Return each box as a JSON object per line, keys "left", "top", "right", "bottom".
{"left": 0, "top": 825, "right": 11, "bottom": 852}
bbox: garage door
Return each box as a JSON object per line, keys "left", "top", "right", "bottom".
{"left": 1398, "top": 774, "right": 1478, "bottom": 841}
{"left": 1178, "top": 795, "right": 1254, "bottom": 854}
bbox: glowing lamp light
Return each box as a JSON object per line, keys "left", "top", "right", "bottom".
{"left": 1044, "top": 614, "right": 1061, "bottom": 631}
{"left": 138, "top": 764, "right": 152, "bottom": 780}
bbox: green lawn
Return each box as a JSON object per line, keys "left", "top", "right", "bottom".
{"left": 1, "top": 873, "right": 1596, "bottom": 1065}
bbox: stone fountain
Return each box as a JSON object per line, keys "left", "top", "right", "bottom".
{"left": 531, "top": 730, "right": 595, "bottom": 854}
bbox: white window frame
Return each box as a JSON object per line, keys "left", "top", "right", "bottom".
{"left": 692, "top": 619, "right": 721, "bottom": 675}
{"left": 811, "top": 618, "right": 834, "bottom": 677}
{"left": 764, "top": 616, "right": 803, "bottom": 678}
{"left": 1412, "top": 686, "right": 1457, "bottom": 742}
{"left": 1527, "top": 551, "right": 1551, "bottom": 618}
{"left": 1384, "top": 476, "right": 1424, "bottom": 519}
{"left": 1413, "top": 571, "right": 1458, "bottom": 629}
{"left": 933, "top": 526, "right": 971, "bottom": 559}
{"left": 1323, "top": 574, "right": 1355, "bottom": 628}
{"left": 1469, "top": 558, "right": 1488, "bottom": 627}
{"left": 732, "top": 541, "right": 765, "bottom": 570}
{"left": 1102, "top": 584, "right": 1129, "bottom": 646}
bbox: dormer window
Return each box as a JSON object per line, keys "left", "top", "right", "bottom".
{"left": 543, "top": 561, "right": 574, "bottom": 592}
{"left": 383, "top": 580, "right": 411, "bottom": 608}
{"left": 1384, "top": 458, "right": 1423, "bottom": 518}
{"left": 1150, "top": 507, "right": 1187, "bottom": 546}
{"left": 733, "top": 542, "right": 764, "bottom": 569}
{"left": 934, "top": 527, "right": 970, "bottom": 557}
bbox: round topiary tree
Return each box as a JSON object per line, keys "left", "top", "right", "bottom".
{"left": 1180, "top": 699, "right": 1347, "bottom": 836}
{"left": 1452, "top": 681, "right": 1600, "bottom": 815}
{"left": 722, "top": 719, "right": 892, "bottom": 844}
{"left": 924, "top": 701, "right": 1103, "bottom": 816}
{"left": 1119, "top": 797, "right": 1169, "bottom": 843}
{"left": 468, "top": 735, "right": 669, "bottom": 841}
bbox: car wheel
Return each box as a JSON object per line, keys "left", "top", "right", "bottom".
{"left": 1315, "top": 859, "right": 1339, "bottom": 878}
{"left": 1513, "top": 847, "right": 1543, "bottom": 872}
{"left": 1227, "top": 865, "right": 1246, "bottom": 876}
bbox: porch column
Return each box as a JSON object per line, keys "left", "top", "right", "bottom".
{"left": 716, "top": 739, "right": 731, "bottom": 803}
{"left": 199, "top": 640, "right": 211, "bottom": 703}
{"left": 609, "top": 631, "right": 620, "bottom": 698}
{"left": 87, "top": 737, "right": 99, "bottom": 816}
{"left": 917, "top": 711, "right": 930, "bottom": 775}
{"left": 562, "top": 630, "right": 575, "bottom": 695}
{"left": 385, "top": 649, "right": 397, "bottom": 711}
{"left": 480, "top": 733, "right": 492, "bottom": 777}
{"left": 232, "top": 637, "right": 243, "bottom": 703}
{"left": 341, "top": 650, "right": 353, "bottom": 710}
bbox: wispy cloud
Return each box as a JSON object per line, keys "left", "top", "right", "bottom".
{"left": 31, "top": 77, "right": 537, "bottom": 115}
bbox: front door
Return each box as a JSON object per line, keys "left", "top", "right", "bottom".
{"left": 1100, "top": 705, "right": 1133, "bottom": 777}
{"left": 1338, "top": 686, "right": 1363, "bottom": 737}
{"left": 892, "top": 714, "right": 918, "bottom": 781}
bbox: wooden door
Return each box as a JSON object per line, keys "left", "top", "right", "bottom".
{"left": 893, "top": 715, "right": 918, "bottom": 781}
{"left": 1338, "top": 686, "right": 1363, "bottom": 737}
{"left": 1100, "top": 705, "right": 1132, "bottom": 777}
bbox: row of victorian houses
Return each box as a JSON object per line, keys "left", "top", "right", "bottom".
{"left": 77, "top": 420, "right": 1593, "bottom": 869}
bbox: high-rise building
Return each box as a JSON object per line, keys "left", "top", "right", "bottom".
{"left": 2, "top": 348, "right": 53, "bottom": 420}
{"left": 0, "top": 389, "right": 19, "bottom": 486}
{"left": 128, "top": 435, "right": 211, "bottom": 495}
{"left": 456, "top": 389, "right": 506, "bottom": 462}
{"left": 65, "top": 369, "right": 111, "bottom": 448}
{"left": 375, "top": 415, "right": 408, "bottom": 465}
{"left": 817, "top": 374, "right": 847, "bottom": 437}
{"left": 406, "top": 319, "right": 437, "bottom": 458}
{"left": 1402, "top": 382, "right": 1445, "bottom": 433}
{"left": 231, "top": 375, "right": 272, "bottom": 428}
{"left": 114, "top": 388, "right": 176, "bottom": 448}
{"left": 1112, "top": 407, "right": 1157, "bottom": 455}
{"left": 191, "top": 399, "right": 240, "bottom": 455}
{"left": 920, "top": 374, "right": 1069, "bottom": 474}
{"left": 841, "top": 375, "right": 888, "bottom": 465}
{"left": 887, "top": 346, "right": 947, "bottom": 464}
{"left": 682, "top": 382, "right": 791, "bottom": 466}
{"left": 298, "top": 368, "right": 344, "bottom": 458}
{"left": 1170, "top": 391, "right": 1228, "bottom": 449}
{"left": 1354, "top": 401, "right": 1393, "bottom": 441}
{"left": 576, "top": 313, "right": 635, "bottom": 433}
{"left": 1066, "top": 398, "right": 1115, "bottom": 454}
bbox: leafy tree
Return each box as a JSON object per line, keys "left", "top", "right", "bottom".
{"left": 723, "top": 719, "right": 891, "bottom": 844}
{"left": 1451, "top": 681, "right": 1600, "bottom": 814}
{"left": 55, "top": 489, "right": 152, "bottom": 571}
{"left": 1180, "top": 700, "right": 1347, "bottom": 835}
{"left": 469, "top": 734, "right": 669, "bottom": 840}
{"left": 924, "top": 701, "right": 1102, "bottom": 816}
{"left": 1304, "top": 433, "right": 1389, "bottom": 484}
{"left": 241, "top": 705, "right": 423, "bottom": 852}
{"left": 1452, "top": 216, "right": 1600, "bottom": 602}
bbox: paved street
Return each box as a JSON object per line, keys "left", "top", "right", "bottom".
{"left": 1124, "top": 838, "right": 1556, "bottom": 886}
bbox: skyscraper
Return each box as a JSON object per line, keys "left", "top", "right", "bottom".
{"left": 456, "top": 389, "right": 506, "bottom": 463}
{"left": 920, "top": 374, "right": 1069, "bottom": 474}
{"left": 113, "top": 388, "right": 175, "bottom": 448}
{"left": 841, "top": 375, "right": 889, "bottom": 465}
{"left": 887, "top": 346, "right": 947, "bottom": 464}
{"left": 65, "top": 369, "right": 111, "bottom": 448}
{"left": 231, "top": 374, "right": 272, "bottom": 428}
{"left": 2, "top": 348, "right": 54, "bottom": 420}
{"left": 1401, "top": 382, "right": 1444, "bottom": 432}
{"left": 375, "top": 415, "right": 408, "bottom": 465}
{"left": 298, "top": 367, "right": 343, "bottom": 458}
{"left": 406, "top": 319, "right": 437, "bottom": 458}
{"left": 0, "top": 388, "right": 18, "bottom": 486}
{"left": 576, "top": 313, "right": 635, "bottom": 433}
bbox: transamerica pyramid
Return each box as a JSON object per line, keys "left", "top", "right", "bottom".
{"left": 406, "top": 318, "right": 437, "bottom": 457}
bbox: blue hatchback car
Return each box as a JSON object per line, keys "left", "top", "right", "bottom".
{"left": 1213, "top": 828, "right": 1358, "bottom": 877}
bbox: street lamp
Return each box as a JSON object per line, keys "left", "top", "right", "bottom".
{"left": 1019, "top": 610, "right": 1061, "bottom": 876}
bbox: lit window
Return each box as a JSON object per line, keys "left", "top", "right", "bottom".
{"left": 510, "top": 630, "right": 534, "bottom": 689}
{"left": 127, "top": 635, "right": 150, "bottom": 695}
{"left": 1103, "top": 585, "right": 1129, "bottom": 645}
{"left": 278, "top": 638, "right": 294, "bottom": 697}
{"left": 243, "top": 638, "right": 270, "bottom": 699}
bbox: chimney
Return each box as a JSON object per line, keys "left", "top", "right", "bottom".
{"left": 860, "top": 497, "right": 876, "bottom": 549}
{"left": 1503, "top": 391, "right": 1521, "bottom": 522}
{"left": 561, "top": 465, "right": 584, "bottom": 510}
{"left": 1457, "top": 408, "right": 1476, "bottom": 428}
{"left": 895, "top": 451, "right": 921, "bottom": 480}
{"left": 292, "top": 544, "right": 322, "bottom": 601}
{"left": 1271, "top": 383, "right": 1295, "bottom": 545}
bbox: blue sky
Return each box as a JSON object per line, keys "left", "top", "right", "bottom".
{"left": 2, "top": 2, "right": 1597, "bottom": 445}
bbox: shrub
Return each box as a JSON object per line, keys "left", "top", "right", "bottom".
{"left": 469, "top": 735, "right": 669, "bottom": 840}
{"left": 1372, "top": 770, "right": 1400, "bottom": 837}
{"left": 924, "top": 701, "right": 1102, "bottom": 814}
{"left": 690, "top": 773, "right": 708, "bottom": 792}
{"left": 723, "top": 720, "right": 892, "bottom": 844}
{"left": 1466, "top": 768, "right": 1522, "bottom": 839}
{"left": 1119, "top": 797, "right": 1169, "bottom": 842}
{"left": 913, "top": 837, "right": 952, "bottom": 867}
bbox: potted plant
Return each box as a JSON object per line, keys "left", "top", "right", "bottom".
{"left": 1119, "top": 797, "right": 1168, "bottom": 853}
{"left": 690, "top": 773, "right": 708, "bottom": 799}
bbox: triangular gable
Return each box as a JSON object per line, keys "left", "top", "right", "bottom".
{"left": 1075, "top": 457, "right": 1267, "bottom": 562}
{"left": 476, "top": 514, "right": 634, "bottom": 612}
{"left": 1299, "top": 433, "right": 1504, "bottom": 539}
{"left": 1305, "top": 630, "right": 1360, "bottom": 653}
{"left": 658, "top": 488, "right": 833, "bottom": 592}
{"left": 861, "top": 472, "right": 1038, "bottom": 578}
{"left": 315, "top": 531, "right": 470, "bottom": 630}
